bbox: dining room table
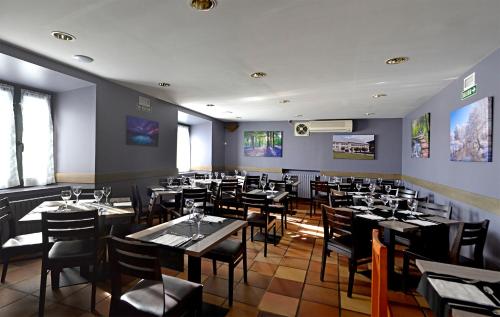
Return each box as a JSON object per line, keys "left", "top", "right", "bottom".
{"left": 416, "top": 259, "right": 500, "bottom": 317}
{"left": 127, "top": 214, "right": 247, "bottom": 283}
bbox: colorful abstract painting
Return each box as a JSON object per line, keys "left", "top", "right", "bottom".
{"left": 126, "top": 116, "right": 159, "bottom": 146}
{"left": 244, "top": 131, "right": 282, "bottom": 157}
{"left": 450, "top": 97, "right": 493, "bottom": 162}
{"left": 332, "top": 135, "right": 375, "bottom": 160}
{"left": 411, "top": 113, "right": 430, "bottom": 158}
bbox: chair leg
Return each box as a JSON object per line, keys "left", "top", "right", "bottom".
{"left": 91, "top": 262, "right": 97, "bottom": 312}
{"left": 39, "top": 267, "right": 48, "bottom": 317}
{"left": 242, "top": 229, "right": 248, "bottom": 284}
{"left": 264, "top": 228, "right": 268, "bottom": 257}
{"left": 336, "top": 254, "right": 342, "bottom": 316}
{"left": 228, "top": 263, "right": 234, "bottom": 306}
{"left": 250, "top": 226, "right": 254, "bottom": 242}
{"left": 347, "top": 260, "right": 356, "bottom": 298}
{"left": 320, "top": 245, "right": 327, "bottom": 281}
{"left": 51, "top": 269, "right": 60, "bottom": 290}
{"left": 212, "top": 259, "right": 217, "bottom": 275}
{"left": 1, "top": 255, "right": 9, "bottom": 283}
{"left": 309, "top": 199, "right": 313, "bottom": 217}
{"left": 402, "top": 253, "right": 410, "bottom": 292}
{"left": 280, "top": 214, "right": 284, "bottom": 236}
{"left": 273, "top": 225, "right": 277, "bottom": 246}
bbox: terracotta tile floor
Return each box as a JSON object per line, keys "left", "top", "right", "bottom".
{"left": 0, "top": 201, "right": 433, "bottom": 316}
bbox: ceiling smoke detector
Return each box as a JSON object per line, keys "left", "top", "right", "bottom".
{"left": 51, "top": 31, "right": 76, "bottom": 41}
{"left": 385, "top": 56, "right": 409, "bottom": 65}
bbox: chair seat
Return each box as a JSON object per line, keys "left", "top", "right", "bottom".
{"left": 48, "top": 239, "right": 93, "bottom": 261}
{"left": 247, "top": 213, "right": 276, "bottom": 226}
{"left": 327, "top": 235, "right": 353, "bottom": 257}
{"left": 2, "top": 232, "right": 43, "bottom": 249}
{"left": 120, "top": 275, "right": 202, "bottom": 316}
{"left": 205, "top": 240, "right": 243, "bottom": 259}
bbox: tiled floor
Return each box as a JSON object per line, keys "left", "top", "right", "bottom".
{"left": 0, "top": 201, "right": 434, "bottom": 316}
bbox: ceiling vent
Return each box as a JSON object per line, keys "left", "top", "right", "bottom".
{"left": 294, "top": 122, "right": 310, "bottom": 136}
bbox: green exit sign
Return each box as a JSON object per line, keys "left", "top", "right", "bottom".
{"left": 461, "top": 85, "right": 477, "bottom": 100}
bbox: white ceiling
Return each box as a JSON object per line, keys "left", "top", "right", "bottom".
{"left": 178, "top": 110, "right": 211, "bottom": 125}
{"left": 1, "top": 0, "right": 500, "bottom": 121}
{"left": 0, "top": 53, "right": 93, "bottom": 93}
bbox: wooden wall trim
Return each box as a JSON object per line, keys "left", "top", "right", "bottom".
{"left": 55, "top": 173, "right": 95, "bottom": 184}
{"left": 402, "top": 175, "right": 500, "bottom": 215}
{"left": 320, "top": 170, "right": 401, "bottom": 179}
{"left": 191, "top": 165, "right": 212, "bottom": 171}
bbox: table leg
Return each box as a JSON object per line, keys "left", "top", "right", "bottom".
{"left": 383, "top": 228, "right": 396, "bottom": 288}
{"left": 188, "top": 256, "right": 202, "bottom": 283}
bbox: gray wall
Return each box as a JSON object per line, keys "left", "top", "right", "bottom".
{"left": 190, "top": 122, "right": 212, "bottom": 170}
{"left": 225, "top": 119, "right": 402, "bottom": 174}
{"left": 53, "top": 85, "right": 96, "bottom": 174}
{"left": 212, "top": 120, "right": 226, "bottom": 170}
{"left": 402, "top": 48, "right": 500, "bottom": 268}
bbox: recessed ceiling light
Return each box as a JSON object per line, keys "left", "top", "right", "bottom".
{"left": 190, "top": 0, "right": 216, "bottom": 11}
{"left": 250, "top": 72, "right": 267, "bottom": 78}
{"left": 385, "top": 56, "right": 409, "bottom": 65}
{"left": 206, "top": 104, "right": 215, "bottom": 107}
{"left": 294, "top": 114, "right": 303, "bottom": 118}
{"left": 158, "top": 82, "right": 170, "bottom": 87}
{"left": 279, "top": 99, "right": 291, "bottom": 104}
{"left": 375, "top": 81, "right": 386, "bottom": 85}
{"left": 72, "top": 55, "right": 93, "bottom": 63}
{"left": 372, "top": 93, "right": 387, "bottom": 98}
{"left": 51, "top": 31, "right": 76, "bottom": 41}
{"left": 225, "top": 111, "right": 233, "bottom": 114}
{"left": 236, "top": 116, "right": 242, "bottom": 119}
{"left": 365, "top": 112, "right": 375, "bottom": 116}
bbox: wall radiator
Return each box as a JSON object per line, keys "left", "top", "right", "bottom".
{"left": 288, "top": 170, "right": 322, "bottom": 199}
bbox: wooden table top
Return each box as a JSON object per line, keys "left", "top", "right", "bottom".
{"left": 127, "top": 215, "right": 247, "bottom": 257}
{"left": 416, "top": 259, "right": 500, "bottom": 283}
{"left": 19, "top": 199, "right": 134, "bottom": 222}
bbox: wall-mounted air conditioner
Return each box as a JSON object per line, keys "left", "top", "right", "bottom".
{"left": 294, "top": 120, "right": 353, "bottom": 136}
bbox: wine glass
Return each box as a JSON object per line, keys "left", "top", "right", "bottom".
{"left": 221, "top": 172, "right": 225, "bottom": 180}
{"left": 234, "top": 169, "right": 239, "bottom": 176}
{"left": 355, "top": 183, "right": 362, "bottom": 192}
{"left": 260, "top": 180, "right": 266, "bottom": 191}
{"left": 167, "top": 177, "right": 173, "bottom": 187}
{"left": 94, "top": 190, "right": 104, "bottom": 204}
{"left": 189, "top": 178, "right": 195, "bottom": 188}
{"left": 388, "top": 199, "right": 399, "bottom": 220}
{"left": 350, "top": 176, "right": 355, "bottom": 183}
{"left": 381, "top": 195, "right": 389, "bottom": 207}
{"left": 185, "top": 199, "right": 195, "bottom": 222}
{"left": 368, "top": 183, "right": 376, "bottom": 195}
{"left": 61, "top": 190, "right": 72, "bottom": 209}
{"left": 243, "top": 170, "right": 247, "bottom": 176}
{"left": 215, "top": 172, "right": 219, "bottom": 179}
{"left": 395, "top": 179, "right": 401, "bottom": 188}
{"left": 385, "top": 185, "right": 392, "bottom": 195}
{"left": 407, "top": 199, "right": 418, "bottom": 219}
{"left": 192, "top": 208, "right": 205, "bottom": 240}
{"left": 365, "top": 196, "right": 374, "bottom": 209}
{"left": 269, "top": 182, "right": 275, "bottom": 193}
{"left": 364, "top": 178, "right": 371, "bottom": 185}
{"left": 103, "top": 186, "right": 111, "bottom": 205}
{"left": 377, "top": 178, "right": 383, "bottom": 186}
{"left": 72, "top": 186, "right": 82, "bottom": 203}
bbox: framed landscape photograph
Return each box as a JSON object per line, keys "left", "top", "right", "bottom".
{"left": 332, "top": 135, "right": 375, "bottom": 160}
{"left": 411, "top": 113, "right": 430, "bottom": 158}
{"left": 126, "top": 115, "right": 159, "bottom": 146}
{"left": 244, "top": 131, "right": 282, "bottom": 157}
{"left": 450, "top": 97, "right": 493, "bottom": 162}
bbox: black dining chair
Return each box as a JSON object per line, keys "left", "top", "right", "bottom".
{"left": 286, "top": 175, "right": 299, "bottom": 210}
{"left": 180, "top": 187, "right": 210, "bottom": 214}
{"left": 0, "top": 198, "right": 44, "bottom": 283}
{"left": 329, "top": 189, "right": 354, "bottom": 207}
{"left": 217, "top": 180, "right": 241, "bottom": 216}
{"left": 244, "top": 193, "right": 276, "bottom": 257}
{"left": 108, "top": 236, "right": 203, "bottom": 317}
{"left": 267, "top": 180, "right": 288, "bottom": 235}
{"left": 321, "top": 205, "right": 372, "bottom": 298}
{"left": 243, "top": 175, "right": 261, "bottom": 192}
{"left": 310, "top": 181, "right": 330, "bottom": 216}
{"left": 203, "top": 228, "right": 248, "bottom": 306}
{"left": 39, "top": 209, "right": 103, "bottom": 316}
{"left": 417, "top": 201, "right": 452, "bottom": 219}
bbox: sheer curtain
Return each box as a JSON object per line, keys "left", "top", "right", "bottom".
{"left": 0, "top": 84, "right": 20, "bottom": 189}
{"left": 177, "top": 125, "right": 191, "bottom": 173}
{"left": 20, "top": 90, "right": 55, "bottom": 186}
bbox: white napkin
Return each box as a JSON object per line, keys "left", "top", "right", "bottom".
{"left": 350, "top": 206, "right": 373, "bottom": 211}
{"left": 34, "top": 206, "right": 60, "bottom": 213}
{"left": 405, "top": 219, "right": 437, "bottom": 226}
{"left": 428, "top": 278, "right": 496, "bottom": 307}
{"left": 151, "top": 187, "right": 166, "bottom": 191}
{"left": 113, "top": 201, "right": 132, "bottom": 207}
{"left": 398, "top": 210, "right": 424, "bottom": 216}
{"left": 358, "top": 214, "right": 385, "bottom": 221}
{"left": 152, "top": 234, "right": 190, "bottom": 247}
{"left": 203, "top": 216, "right": 226, "bottom": 223}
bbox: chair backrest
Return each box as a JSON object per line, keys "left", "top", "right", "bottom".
{"left": 417, "top": 201, "right": 452, "bottom": 219}
{"left": 260, "top": 173, "right": 268, "bottom": 183}
{"left": 371, "top": 229, "right": 390, "bottom": 317}
{"left": 329, "top": 189, "right": 353, "bottom": 207}
{"left": 0, "top": 198, "right": 16, "bottom": 240}
{"left": 130, "top": 185, "right": 141, "bottom": 222}
{"left": 450, "top": 220, "right": 489, "bottom": 268}
{"left": 310, "top": 181, "right": 329, "bottom": 195}
{"left": 397, "top": 188, "right": 418, "bottom": 200}
{"left": 288, "top": 175, "right": 299, "bottom": 182}
{"left": 268, "top": 180, "right": 286, "bottom": 192}
{"left": 321, "top": 205, "right": 353, "bottom": 242}
{"left": 108, "top": 236, "right": 162, "bottom": 306}
{"left": 241, "top": 193, "right": 268, "bottom": 219}
{"left": 181, "top": 188, "right": 207, "bottom": 209}
{"left": 42, "top": 209, "right": 99, "bottom": 243}
{"left": 243, "top": 175, "right": 261, "bottom": 192}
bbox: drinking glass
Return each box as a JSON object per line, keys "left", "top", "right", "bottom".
{"left": 215, "top": 172, "right": 219, "bottom": 179}
{"left": 381, "top": 195, "right": 389, "bottom": 206}
{"left": 395, "top": 179, "right": 401, "bottom": 188}
{"left": 189, "top": 178, "right": 195, "bottom": 188}
{"left": 103, "top": 186, "right": 111, "bottom": 205}
{"left": 72, "top": 186, "right": 82, "bottom": 203}
{"left": 385, "top": 185, "right": 392, "bottom": 195}
{"left": 368, "top": 183, "right": 376, "bottom": 195}
{"left": 185, "top": 199, "right": 195, "bottom": 222}
{"left": 221, "top": 172, "right": 225, "bottom": 179}
{"left": 364, "top": 178, "right": 371, "bottom": 185}
{"left": 408, "top": 199, "right": 418, "bottom": 219}
{"left": 260, "top": 180, "right": 266, "bottom": 191}
{"left": 234, "top": 169, "right": 239, "bottom": 176}
{"left": 365, "top": 196, "right": 374, "bottom": 209}
{"left": 269, "top": 182, "right": 275, "bottom": 193}
{"left": 243, "top": 170, "right": 247, "bottom": 176}
{"left": 377, "top": 177, "right": 383, "bottom": 186}
{"left": 388, "top": 199, "right": 399, "bottom": 220}
{"left": 61, "top": 190, "right": 72, "bottom": 209}
{"left": 355, "top": 183, "right": 362, "bottom": 192}
{"left": 192, "top": 208, "right": 205, "bottom": 240}
{"left": 350, "top": 176, "right": 355, "bottom": 183}
{"left": 94, "top": 190, "right": 104, "bottom": 204}
{"left": 167, "top": 177, "right": 173, "bottom": 187}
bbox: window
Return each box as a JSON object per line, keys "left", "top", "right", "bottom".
{"left": 0, "top": 84, "right": 55, "bottom": 189}
{"left": 177, "top": 124, "right": 191, "bottom": 173}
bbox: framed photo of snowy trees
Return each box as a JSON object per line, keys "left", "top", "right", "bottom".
{"left": 450, "top": 97, "right": 493, "bottom": 162}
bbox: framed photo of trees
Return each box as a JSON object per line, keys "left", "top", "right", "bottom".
{"left": 244, "top": 131, "right": 283, "bottom": 157}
